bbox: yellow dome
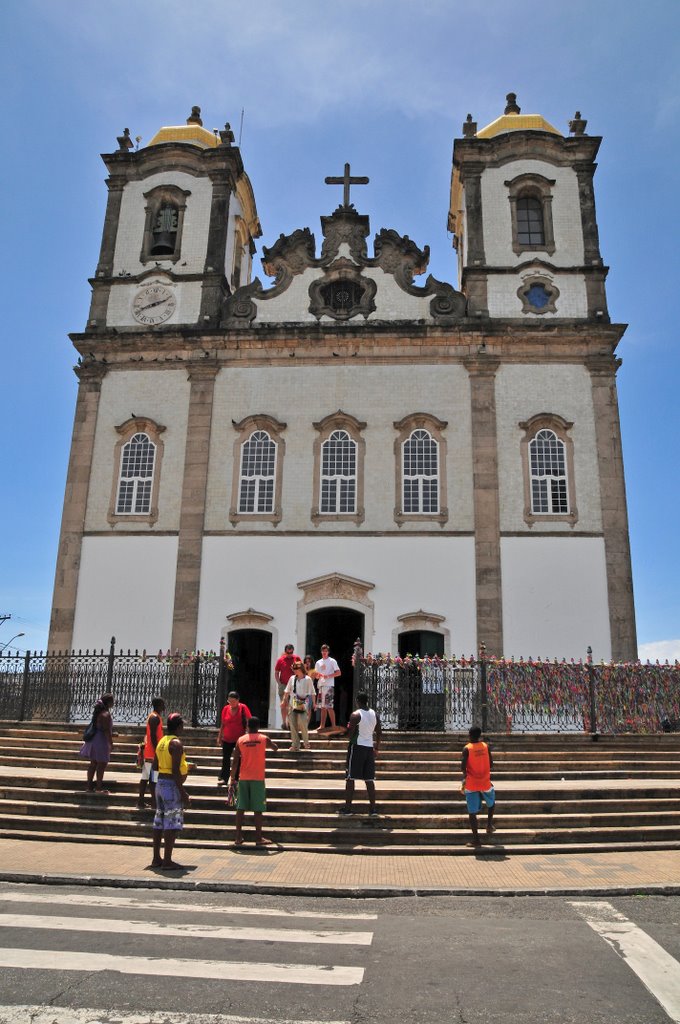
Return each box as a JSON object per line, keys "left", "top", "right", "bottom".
{"left": 477, "top": 111, "right": 561, "bottom": 139}
{"left": 146, "top": 123, "right": 219, "bottom": 149}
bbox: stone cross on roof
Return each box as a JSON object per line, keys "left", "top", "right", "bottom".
{"left": 324, "top": 162, "right": 369, "bottom": 209}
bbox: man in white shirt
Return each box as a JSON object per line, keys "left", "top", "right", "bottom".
{"left": 339, "top": 691, "right": 382, "bottom": 816}
{"left": 314, "top": 643, "right": 341, "bottom": 731}
{"left": 283, "top": 661, "right": 315, "bottom": 752}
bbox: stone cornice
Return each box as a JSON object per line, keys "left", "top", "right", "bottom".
{"left": 453, "top": 131, "right": 601, "bottom": 171}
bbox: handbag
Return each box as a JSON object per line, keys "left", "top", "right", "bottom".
{"left": 291, "top": 678, "right": 307, "bottom": 714}
{"left": 83, "top": 718, "right": 97, "bottom": 742}
{"left": 226, "top": 781, "right": 238, "bottom": 808}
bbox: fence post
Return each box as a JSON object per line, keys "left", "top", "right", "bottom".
{"left": 19, "top": 650, "right": 31, "bottom": 722}
{"left": 106, "top": 637, "right": 116, "bottom": 693}
{"left": 191, "top": 654, "right": 201, "bottom": 728}
{"left": 586, "top": 645, "right": 598, "bottom": 738}
{"left": 216, "top": 637, "right": 228, "bottom": 727}
{"left": 352, "top": 638, "right": 363, "bottom": 713}
{"left": 479, "top": 642, "right": 488, "bottom": 732}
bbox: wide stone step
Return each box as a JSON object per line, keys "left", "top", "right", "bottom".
{"left": 2, "top": 812, "right": 680, "bottom": 848}
{"left": 2, "top": 825, "right": 679, "bottom": 859}
{"left": 5, "top": 798, "right": 680, "bottom": 833}
{"left": 3, "top": 785, "right": 677, "bottom": 816}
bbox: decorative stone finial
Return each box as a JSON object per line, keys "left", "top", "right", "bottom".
{"left": 504, "top": 92, "right": 521, "bottom": 115}
{"left": 187, "top": 106, "right": 203, "bottom": 126}
{"left": 219, "top": 122, "right": 235, "bottom": 146}
{"left": 462, "top": 113, "right": 477, "bottom": 138}
{"left": 117, "top": 128, "right": 134, "bottom": 152}
{"left": 568, "top": 111, "right": 587, "bottom": 136}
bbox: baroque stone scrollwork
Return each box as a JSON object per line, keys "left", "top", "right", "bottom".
{"left": 222, "top": 203, "right": 466, "bottom": 326}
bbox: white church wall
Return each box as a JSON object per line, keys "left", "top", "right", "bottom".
{"left": 106, "top": 278, "right": 203, "bottom": 328}
{"left": 196, "top": 534, "right": 478, "bottom": 655}
{"left": 204, "top": 363, "right": 474, "bottom": 532}
{"left": 486, "top": 272, "right": 588, "bottom": 318}
{"left": 112, "top": 171, "right": 213, "bottom": 275}
{"left": 501, "top": 536, "right": 611, "bottom": 661}
{"left": 72, "top": 535, "right": 179, "bottom": 652}
{"left": 495, "top": 363, "right": 602, "bottom": 533}
{"left": 85, "top": 369, "right": 190, "bottom": 531}
{"left": 481, "top": 160, "right": 585, "bottom": 266}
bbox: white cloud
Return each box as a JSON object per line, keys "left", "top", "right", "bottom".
{"left": 638, "top": 639, "right": 680, "bottom": 663}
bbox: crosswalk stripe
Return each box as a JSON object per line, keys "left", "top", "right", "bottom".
{"left": 0, "top": 1006, "right": 354, "bottom": 1024}
{"left": 0, "top": 912, "right": 371, "bottom": 946}
{"left": 0, "top": 891, "right": 377, "bottom": 921}
{"left": 569, "top": 901, "right": 680, "bottom": 1023}
{"left": 0, "top": 948, "right": 364, "bottom": 986}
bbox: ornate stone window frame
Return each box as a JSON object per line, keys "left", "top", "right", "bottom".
{"left": 519, "top": 413, "right": 578, "bottom": 527}
{"left": 229, "top": 414, "right": 286, "bottom": 527}
{"left": 393, "top": 413, "right": 449, "bottom": 526}
{"left": 517, "top": 273, "right": 560, "bottom": 315}
{"left": 108, "top": 416, "right": 165, "bottom": 526}
{"left": 311, "top": 410, "right": 366, "bottom": 526}
{"left": 392, "top": 610, "right": 450, "bottom": 656}
{"left": 140, "top": 184, "right": 191, "bottom": 265}
{"left": 308, "top": 259, "right": 377, "bottom": 321}
{"left": 505, "top": 173, "right": 556, "bottom": 256}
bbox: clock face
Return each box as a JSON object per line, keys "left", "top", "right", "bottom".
{"left": 132, "top": 283, "right": 176, "bottom": 325}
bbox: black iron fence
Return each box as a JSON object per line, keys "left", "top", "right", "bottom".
{"left": 353, "top": 643, "right": 680, "bottom": 735}
{"left": 0, "top": 638, "right": 231, "bottom": 726}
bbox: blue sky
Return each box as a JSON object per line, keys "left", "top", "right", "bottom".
{"left": 0, "top": 0, "right": 678, "bottom": 659}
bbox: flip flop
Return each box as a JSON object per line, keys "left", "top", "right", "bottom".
{"left": 255, "top": 838, "right": 272, "bottom": 847}
{"left": 233, "top": 838, "right": 244, "bottom": 847}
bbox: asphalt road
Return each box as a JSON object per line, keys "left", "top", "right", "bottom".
{"left": 0, "top": 882, "right": 678, "bottom": 1023}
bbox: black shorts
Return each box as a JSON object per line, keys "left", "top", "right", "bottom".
{"left": 346, "top": 744, "right": 375, "bottom": 781}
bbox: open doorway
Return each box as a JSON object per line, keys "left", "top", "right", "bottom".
{"left": 226, "top": 629, "right": 272, "bottom": 726}
{"left": 305, "top": 607, "right": 364, "bottom": 724}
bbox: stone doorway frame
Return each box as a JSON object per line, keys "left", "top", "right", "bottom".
{"left": 392, "top": 609, "right": 450, "bottom": 656}
{"left": 221, "top": 608, "right": 279, "bottom": 725}
{"left": 296, "top": 572, "right": 375, "bottom": 656}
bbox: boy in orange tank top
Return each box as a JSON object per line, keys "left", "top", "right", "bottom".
{"left": 230, "top": 717, "right": 278, "bottom": 847}
{"left": 461, "top": 725, "right": 496, "bottom": 847}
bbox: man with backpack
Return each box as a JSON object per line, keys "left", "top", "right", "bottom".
{"left": 216, "top": 691, "right": 251, "bottom": 786}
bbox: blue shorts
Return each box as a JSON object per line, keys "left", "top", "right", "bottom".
{"left": 465, "top": 787, "right": 495, "bottom": 814}
{"left": 153, "top": 778, "right": 184, "bottom": 831}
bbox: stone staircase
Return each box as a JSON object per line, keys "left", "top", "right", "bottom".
{"left": 1, "top": 721, "right": 679, "bottom": 855}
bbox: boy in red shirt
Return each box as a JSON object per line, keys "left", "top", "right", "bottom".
{"left": 216, "top": 691, "right": 251, "bottom": 786}
{"left": 230, "top": 717, "right": 278, "bottom": 847}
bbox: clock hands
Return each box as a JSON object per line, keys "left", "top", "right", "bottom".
{"left": 136, "top": 295, "right": 173, "bottom": 313}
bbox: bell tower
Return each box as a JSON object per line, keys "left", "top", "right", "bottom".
{"left": 449, "top": 94, "right": 608, "bottom": 322}
{"left": 87, "top": 107, "right": 261, "bottom": 334}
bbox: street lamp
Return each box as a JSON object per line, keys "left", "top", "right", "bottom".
{"left": 0, "top": 633, "right": 25, "bottom": 652}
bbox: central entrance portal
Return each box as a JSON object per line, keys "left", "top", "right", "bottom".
{"left": 305, "top": 606, "right": 364, "bottom": 724}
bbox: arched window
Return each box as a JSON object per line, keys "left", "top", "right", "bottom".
{"left": 238, "top": 430, "right": 277, "bottom": 513}
{"left": 516, "top": 196, "right": 545, "bottom": 246}
{"left": 529, "top": 429, "right": 568, "bottom": 514}
{"left": 505, "top": 173, "right": 556, "bottom": 255}
{"left": 311, "top": 410, "right": 366, "bottom": 525}
{"left": 116, "top": 433, "right": 156, "bottom": 514}
{"left": 150, "top": 204, "right": 179, "bottom": 256}
{"left": 320, "top": 429, "right": 357, "bottom": 514}
{"left": 403, "top": 429, "right": 439, "bottom": 514}
{"left": 393, "top": 414, "right": 448, "bottom": 525}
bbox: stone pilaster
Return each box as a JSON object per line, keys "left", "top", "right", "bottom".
{"left": 199, "top": 173, "right": 232, "bottom": 325}
{"left": 587, "top": 355, "right": 637, "bottom": 661}
{"left": 48, "top": 363, "right": 107, "bottom": 651}
{"left": 88, "top": 174, "right": 127, "bottom": 326}
{"left": 170, "top": 363, "right": 219, "bottom": 652}
{"left": 464, "top": 354, "right": 503, "bottom": 656}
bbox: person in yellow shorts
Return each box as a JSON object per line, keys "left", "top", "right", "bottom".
{"left": 230, "top": 716, "right": 278, "bottom": 847}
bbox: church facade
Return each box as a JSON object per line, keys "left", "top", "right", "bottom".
{"left": 49, "top": 96, "right": 637, "bottom": 722}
